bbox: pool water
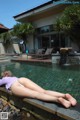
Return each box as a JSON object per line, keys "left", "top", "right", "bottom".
{"left": 0, "top": 62, "right": 80, "bottom": 103}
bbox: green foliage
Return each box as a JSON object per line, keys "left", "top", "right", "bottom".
{"left": 59, "top": 5, "right": 80, "bottom": 30}
{"left": 54, "top": 0, "right": 80, "bottom": 2}
{"left": 0, "top": 32, "right": 11, "bottom": 44}
{"left": 0, "top": 22, "right": 35, "bottom": 49}
{"left": 12, "top": 22, "right": 35, "bottom": 41}
{"left": 56, "top": 5, "right": 80, "bottom": 47}
{"left": 68, "top": 0, "right": 79, "bottom": 1}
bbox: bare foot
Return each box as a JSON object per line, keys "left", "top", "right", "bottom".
{"left": 66, "top": 94, "right": 77, "bottom": 106}
{"left": 58, "top": 97, "right": 71, "bottom": 108}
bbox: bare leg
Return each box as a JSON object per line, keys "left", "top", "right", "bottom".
{"left": 45, "top": 90, "right": 65, "bottom": 97}
{"left": 18, "top": 77, "right": 45, "bottom": 92}
{"left": 11, "top": 83, "right": 71, "bottom": 108}
{"left": 18, "top": 78, "right": 65, "bottom": 97}
{"left": 18, "top": 78, "right": 77, "bottom": 107}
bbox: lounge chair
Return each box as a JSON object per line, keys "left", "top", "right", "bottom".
{"left": 27, "top": 48, "right": 45, "bottom": 58}
{"left": 35, "top": 48, "right": 45, "bottom": 55}
{"left": 36, "top": 48, "right": 53, "bottom": 59}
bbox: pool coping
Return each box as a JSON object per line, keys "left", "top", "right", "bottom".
{"left": 11, "top": 58, "right": 52, "bottom": 64}
{"left": 0, "top": 87, "right": 80, "bottom": 120}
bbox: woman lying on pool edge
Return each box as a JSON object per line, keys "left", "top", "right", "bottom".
{"left": 0, "top": 70, "right": 77, "bottom": 108}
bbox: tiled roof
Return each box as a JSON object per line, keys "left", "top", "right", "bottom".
{"left": 0, "top": 24, "right": 9, "bottom": 33}
{"left": 0, "top": 24, "right": 9, "bottom": 30}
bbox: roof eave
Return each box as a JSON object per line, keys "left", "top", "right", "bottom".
{"left": 13, "top": 1, "right": 70, "bottom": 22}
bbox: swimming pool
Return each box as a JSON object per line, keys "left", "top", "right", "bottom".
{"left": 0, "top": 61, "right": 80, "bottom": 103}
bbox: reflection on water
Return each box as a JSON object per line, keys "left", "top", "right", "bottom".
{"left": 14, "top": 63, "right": 21, "bottom": 69}
{"left": 0, "top": 62, "right": 14, "bottom": 73}
{"left": 57, "top": 64, "right": 80, "bottom": 72}
{"left": 1, "top": 65, "right": 6, "bottom": 72}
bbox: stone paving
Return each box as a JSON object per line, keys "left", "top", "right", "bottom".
{"left": 0, "top": 88, "right": 80, "bottom": 120}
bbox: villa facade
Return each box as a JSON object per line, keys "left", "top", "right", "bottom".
{"left": 14, "top": 1, "right": 79, "bottom": 53}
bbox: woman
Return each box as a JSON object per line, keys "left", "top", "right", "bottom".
{"left": 0, "top": 70, "right": 77, "bottom": 108}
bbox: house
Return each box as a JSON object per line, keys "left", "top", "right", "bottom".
{"left": 14, "top": 0, "right": 79, "bottom": 53}
{"left": 0, "top": 24, "right": 9, "bottom": 33}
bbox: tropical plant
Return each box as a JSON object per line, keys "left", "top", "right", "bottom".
{"left": 68, "top": 0, "right": 80, "bottom": 2}
{"left": 0, "top": 32, "right": 11, "bottom": 44}
{"left": 53, "top": 0, "right": 80, "bottom": 2}
{"left": 12, "top": 22, "right": 35, "bottom": 40}
{"left": 11, "top": 22, "right": 35, "bottom": 52}
{"left": 53, "top": 0, "right": 80, "bottom": 4}
{"left": 56, "top": 5, "right": 80, "bottom": 48}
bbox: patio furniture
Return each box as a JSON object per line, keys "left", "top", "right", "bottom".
{"left": 35, "top": 48, "right": 45, "bottom": 54}
{"left": 36, "top": 48, "right": 53, "bottom": 59}
{"left": 27, "top": 48, "right": 45, "bottom": 58}
{"left": 27, "top": 48, "right": 53, "bottom": 59}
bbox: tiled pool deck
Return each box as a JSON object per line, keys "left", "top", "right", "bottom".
{"left": 11, "top": 56, "right": 52, "bottom": 64}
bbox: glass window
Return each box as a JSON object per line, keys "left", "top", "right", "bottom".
{"left": 37, "top": 25, "right": 55, "bottom": 34}
{"left": 40, "top": 26, "right": 49, "bottom": 33}
{"left": 50, "top": 25, "right": 54, "bottom": 31}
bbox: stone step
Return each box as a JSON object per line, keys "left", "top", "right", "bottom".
{"left": 0, "top": 56, "right": 10, "bottom": 60}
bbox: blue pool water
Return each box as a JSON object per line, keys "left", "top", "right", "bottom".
{"left": 0, "top": 61, "right": 80, "bottom": 102}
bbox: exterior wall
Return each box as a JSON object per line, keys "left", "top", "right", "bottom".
{"left": 27, "top": 35, "right": 34, "bottom": 52}
{"left": 31, "top": 13, "right": 62, "bottom": 50}
{"left": 5, "top": 44, "right": 14, "bottom": 53}
{"left": 0, "top": 37, "right": 14, "bottom": 54}
{"left": 32, "top": 12, "right": 79, "bottom": 51}
{"left": 33, "top": 13, "right": 62, "bottom": 28}
{"left": 13, "top": 43, "right": 21, "bottom": 54}
{"left": 0, "top": 43, "right": 5, "bottom": 54}
{"left": 34, "top": 37, "right": 38, "bottom": 50}
{"left": 26, "top": 35, "right": 41, "bottom": 52}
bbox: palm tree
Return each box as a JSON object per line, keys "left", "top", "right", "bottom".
{"left": 12, "top": 22, "right": 35, "bottom": 52}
